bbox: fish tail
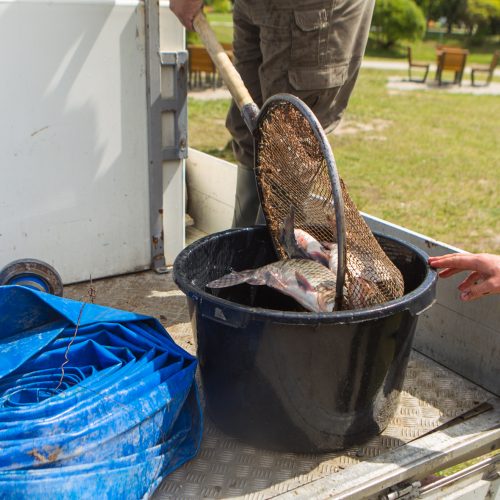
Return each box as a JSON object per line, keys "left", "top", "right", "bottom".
{"left": 207, "top": 269, "right": 260, "bottom": 288}
{"left": 279, "top": 206, "right": 309, "bottom": 259}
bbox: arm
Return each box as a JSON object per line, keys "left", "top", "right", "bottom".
{"left": 170, "top": 0, "right": 203, "bottom": 30}
{"left": 428, "top": 253, "right": 500, "bottom": 301}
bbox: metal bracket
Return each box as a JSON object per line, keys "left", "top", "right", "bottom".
{"left": 382, "top": 481, "right": 421, "bottom": 500}
{"left": 145, "top": 0, "right": 188, "bottom": 272}
{"left": 160, "top": 51, "right": 188, "bottom": 160}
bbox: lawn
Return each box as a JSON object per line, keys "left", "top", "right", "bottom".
{"left": 187, "top": 12, "right": 233, "bottom": 45}
{"left": 188, "top": 69, "right": 500, "bottom": 253}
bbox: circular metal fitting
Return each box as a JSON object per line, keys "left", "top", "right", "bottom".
{"left": 0, "top": 259, "right": 64, "bottom": 296}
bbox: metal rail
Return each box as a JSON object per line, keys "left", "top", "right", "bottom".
{"left": 278, "top": 397, "right": 500, "bottom": 499}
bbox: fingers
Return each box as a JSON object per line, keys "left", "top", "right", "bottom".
{"left": 429, "top": 253, "right": 473, "bottom": 279}
{"left": 429, "top": 252, "right": 500, "bottom": 301}
{"left": 428, "top": 253, "right": 480, "bottom": 273}
{"left": 429, "top": 253, "right": 500, "bottom": 278}
{"left": 457, "top": 271, "right": 483, "bottom": 291}
{"left": 459, "top": 277, "right": 494, "bottom": 301}
{"left": 170, "top": 0, "right": 203, "bottom": 30}
{"left": 437, "top": 267, "right": 463, "bottom": 278}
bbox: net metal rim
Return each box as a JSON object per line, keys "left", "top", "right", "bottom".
{"left": 254, "top": 93, "right": 347, "bottom": 309}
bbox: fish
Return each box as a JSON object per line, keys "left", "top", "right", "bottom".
{"left": 319, "top": 239, "right": 339, "bottom": 273}
{"left": 206, "top": 258, "right": 338, "bottom": 313}
{"left": 275, "top": 207, "right": 389, "bottom": 310}
{"left": 295, "top": 229, "right": 332, "bottom": 268}
{"left": 278, "top": 207, "right": 311, "bottom": 260}
{"left": 279, "top": 207, "right": 332, "bottom": 268}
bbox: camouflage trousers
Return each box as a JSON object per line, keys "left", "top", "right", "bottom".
{"left": 226, "top": 0, "right": 375, "bottom": 227}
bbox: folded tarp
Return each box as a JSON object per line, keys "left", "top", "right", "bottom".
{"left": 0, "top": 286, "right": 202, "bottom": 499}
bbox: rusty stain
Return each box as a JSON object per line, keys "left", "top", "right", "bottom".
{"left": 159, "top": 208, "right": 163, "bottom": 215}
{"left": 47, "top": 448, "right": 61, "bottom": 462}
{"left": 28, "top": 449, "right": 46, "bottom": 463}
{"left": 152, "top": 229, "right": 164, "bottom": 249}
{"left": 31, "top": 126, "right": 49, "bottom": 137}
{"left": 28, "top": 446, "right": 62, "bottom": 464}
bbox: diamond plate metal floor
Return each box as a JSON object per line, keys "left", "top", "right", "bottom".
{"left": 64, "top": 271, "right": 492, "bottom": 500}
{"left": 153, "top": 352, "right": 490, "bottom": 499}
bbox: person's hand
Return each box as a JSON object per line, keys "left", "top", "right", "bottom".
{"left": 428, "top": 253, "right": 500, "bottom": 301}
{"left": 170, "top": 0, "right": 203, "bottom": 30}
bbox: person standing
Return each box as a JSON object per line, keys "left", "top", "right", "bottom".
{"left": 170, "top": 0, "right": 375, "bottom": 227}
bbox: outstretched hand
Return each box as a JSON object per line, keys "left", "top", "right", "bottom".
{"left": 428, "top": 253, "right": 500, "bottom": 301}
{"left": 170, "top": 0, "right": 203, "bottom": 30}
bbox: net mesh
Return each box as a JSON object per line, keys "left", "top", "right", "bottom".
{"left": 255, "top": 99, "right": 404, "bottom": 310}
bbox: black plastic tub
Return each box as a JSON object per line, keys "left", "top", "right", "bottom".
{"left": 173, "top": 226, "right": 437, "bottom": 452}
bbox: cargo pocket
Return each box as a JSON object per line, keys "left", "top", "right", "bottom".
{"left": 291, "top": 8, "right": 329, "bottom": 67}
{"left": 288, "top": 64, "right": 349, "bottom": 91}
{"left": 289, "top": 6, "right": 350, "bottom": 91}
{"left": 287, "top": 61, "right": 350, "bottom": 123}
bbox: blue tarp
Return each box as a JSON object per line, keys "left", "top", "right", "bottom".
{"left": 0, "top": 286, "right": 202, "bottom": 499}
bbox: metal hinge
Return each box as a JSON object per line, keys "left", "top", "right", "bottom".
{"left": 159, "top": 50, "right": 188, "bottom": 160}
{"left": 381, "top": 481, "right": 422, "bottom": 500}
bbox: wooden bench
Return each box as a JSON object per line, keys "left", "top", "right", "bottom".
{"left": 407, "top": 47, "right": 430, "bottom": 83}
{"left": 187, "top": 43, "right": 234, "bottom": 89}
{"left": 435, "top": 47, "right": 468, "bottom": 86}
{"left": 188, "top": 45, "right": 217, "bottom": 88}
{"left": 470, "top": 50, "right": 499, "bottom": 87}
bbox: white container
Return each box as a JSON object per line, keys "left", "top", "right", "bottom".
{"left": 0, "top": 0, "right": 184, "bottom": 283}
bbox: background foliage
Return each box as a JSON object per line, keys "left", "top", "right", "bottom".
{"left": 372, "top": 0, "right": 427, "bottom": 48}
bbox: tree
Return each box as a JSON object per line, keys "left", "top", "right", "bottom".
{"left": 465, "top": 0, "right": 500, "bottom": 34}
{"left": 433, "top": 0, "right": 468, "bottom": 32}
{"left": 372, "top": 0, "right": 427, "bottom": 48}
{"left": 415, "top": 0, "right": 436, "bottom": 27}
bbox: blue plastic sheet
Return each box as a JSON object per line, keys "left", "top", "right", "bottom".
{"left": 0, "top": 286, "right": 202, "bottom": 499}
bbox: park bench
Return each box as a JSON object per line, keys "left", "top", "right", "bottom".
{"left": 435, "top": 47, "right": 468, "bottom": 86}
{"left": 188, "top": 44, "right": 217, "bottom": 88}
{"left": 188, "top": 43, "right": 234, "bottom": 89}
{"left": 407, "top": 46, "right": 430, "bottom": 83}
{"left": 471, "top": 50, "right": 499, "bottom": 87}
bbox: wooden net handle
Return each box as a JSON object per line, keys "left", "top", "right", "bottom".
{"left": 193, "top": 11, "right": 253, "bottom": 110}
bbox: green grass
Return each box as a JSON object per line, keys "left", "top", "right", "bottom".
{"left": 188, "top": 69, "right": 500, "bottom": 253}
{"left": 330, "top": 68, "right": 500, "bottom": 252}
{"left": 187, "top": 12, "right": 233, "bottom": 45}
{"left": 188, "top": 99, "right": 234, "bottom": 160}
{"left": 205, "top": 12, "right": 232, "bottom": 23}
{"left": 434, "top": 450, "right": 499, "bottom": 477}
{"left": 366, "top": 32, "right": 500, "bottom": 65}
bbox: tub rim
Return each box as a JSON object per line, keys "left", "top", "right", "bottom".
{"left": 173, "top": 226, "right": 438, "bottom": 325}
